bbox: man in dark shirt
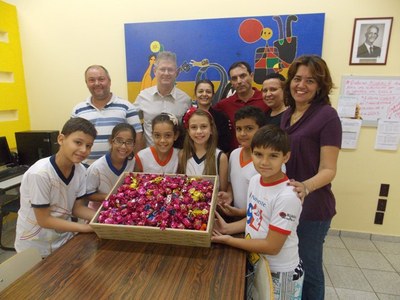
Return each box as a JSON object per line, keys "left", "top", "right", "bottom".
{"left": 213, "top": 61, "right": 269, "bottom": 151}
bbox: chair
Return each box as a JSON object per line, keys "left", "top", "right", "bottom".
{"left": 251, "top": 255, "right": 274, "bottom": 300}
{"left": 0, "top": 247, "right": 42, "bottom": 292}
{"left": 0, "top": 194, "right": 20, "bottom": 251}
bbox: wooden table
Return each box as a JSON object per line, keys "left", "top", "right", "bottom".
{"left": 0, "top": 233, "right": 246, "bottom": 299}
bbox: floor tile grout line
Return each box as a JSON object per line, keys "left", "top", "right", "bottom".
{"left": 370, "top": 239, "right": 400, "bottom": 275}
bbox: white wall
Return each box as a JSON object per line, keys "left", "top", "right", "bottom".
{"left": 5, "top": 0, "right": 400, "bottom": 235}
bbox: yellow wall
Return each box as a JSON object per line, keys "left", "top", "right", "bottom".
{"left": 4, "top": 0, "right": 400, "bottom": 236}
{"left": 0, "top": 1, "right": 30, "bottom": 148}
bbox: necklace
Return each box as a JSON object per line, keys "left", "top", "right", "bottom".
{"left": 290, "top": 111, "right": 304, "bottom": 125}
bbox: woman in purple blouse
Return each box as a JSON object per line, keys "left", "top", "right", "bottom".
{"left": 281, "top": 55, "right": 342, "bottom": 300}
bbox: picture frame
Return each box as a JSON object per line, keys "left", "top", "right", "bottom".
{"left": 349, "top": 17, "right": 393, "bottom": 65}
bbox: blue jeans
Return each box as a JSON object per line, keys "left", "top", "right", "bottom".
{"left": 297, "top": 220, "right": 331, "bottom": 300}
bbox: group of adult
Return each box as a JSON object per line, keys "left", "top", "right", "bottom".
{"left": 71, "top": 51, "right": 341, "bottom": 300}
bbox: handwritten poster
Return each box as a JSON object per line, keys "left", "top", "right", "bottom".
{"left": 340, "top": 76, "right": 400, "bottom": 126}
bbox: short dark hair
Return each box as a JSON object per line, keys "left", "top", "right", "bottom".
{"left": 228, "top": 61, "right": 252, "bottom": 77}
{"left": 194, "top": 79, "right": 215, "bottom": 94}
{"left": 264, "top": 72, "right": 286, "bottom": 82}
{"left": 251, "top": 125, "right": 290, "bottom": 155}
{"left": 234, "top": 106, "right": 267, "bottom": 128}
{"left": 84, "top": 65, "right": 110, "bottom": 80}
{"left": 62, "top": 118, "right": 97, "bottom": 139}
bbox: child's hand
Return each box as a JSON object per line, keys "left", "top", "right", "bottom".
{"left": 217, "top": 191, "right": 232, "bottom": 205}
{"left": 211, "top": 229, "right": 231, "bottom": 244}
{"left": 213, "top": 211, "right": 228, "bottom": 234}
{"left": 217, "top": 203, "right": 244, "bottom": 217}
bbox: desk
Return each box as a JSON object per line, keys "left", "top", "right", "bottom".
{"left": 0, "top": 233, "right": 246, "bottom": 299}
{"left": 0, "top": 175, "right": 23, "bottom": 191}
{"left": 0, "top": 175, "right": 22, "bottom": 251}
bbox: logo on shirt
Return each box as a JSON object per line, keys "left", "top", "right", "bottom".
{"left": 279, "top": 211, "right": 296, "bottom": 222}
{"left": 247, "top": 203, "right": 263, "bottom": 231}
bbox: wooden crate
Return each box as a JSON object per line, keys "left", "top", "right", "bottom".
{"left": 89, "top": 173, "right": 218, "bottom": 248}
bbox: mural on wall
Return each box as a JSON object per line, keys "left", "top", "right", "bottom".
{"left": 125, "top": 13, "right": 325, "bottom": 103}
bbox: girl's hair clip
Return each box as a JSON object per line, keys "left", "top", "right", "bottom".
{"left": 161, "top": 112, "right": 179, "bottom": 127}
{"left": 182, "top": 107, "right": 197, "bottom": 128}
{"left": 182, "top": 107, "right": 214, "bottom": 129}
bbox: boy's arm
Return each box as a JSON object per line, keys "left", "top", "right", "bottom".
{"left": 213, "top": 227, "right": 288, "bottom": 256}
{"left": 86, "top": 193, "right": 108, "bottom": 202}
{"left": 34, "top": 205, "right": 93, "bottom": 233}
{"left": 72, "top": 198, "right": 96, "bottom": 220}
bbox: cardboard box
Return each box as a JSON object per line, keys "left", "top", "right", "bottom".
{"left": 89, "top": 173, "right": 218, "bottom": 247}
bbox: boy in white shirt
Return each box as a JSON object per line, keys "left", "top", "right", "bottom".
{"left": 15, "top": 118, "right": 97, "bottom": 257}
{"left": 212, "top": 125, "right": 304, "bottom": 299}
{"left": 217, "top": 106, "right": 266, "bottom": 217}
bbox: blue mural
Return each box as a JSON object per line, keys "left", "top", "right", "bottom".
{"left": 125, "top": 13, "right": 325, "bottom": 101}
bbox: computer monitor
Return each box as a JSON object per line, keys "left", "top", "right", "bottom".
{"left": 15, "top": 130, "right": 59, "bottom": 166}
{"left": 0, "top": 136, "right": 14, "bottom": 167}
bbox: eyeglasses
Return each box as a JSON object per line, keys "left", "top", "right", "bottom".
{"left": 113, "top": 138, "right": 134, "bottom": 147}
{"left": 157, "top": 68, "right": 176, "bottom": 74}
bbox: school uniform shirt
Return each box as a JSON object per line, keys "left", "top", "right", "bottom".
{"left": 185, "top": 149, "right": 222, "bottom": 176}
{"left": 86, "top": 153, "right": 136, "bottom": 211}
{"left": 229, "top": 147, "right": 258, "bottom": 209}
{"left": 135, "top": 146, "right": 179, "bottom": 174}
{"left": 246, "top": 174, "right": 302, "bottom": 273}
{"left": 15, "top": 156, "right": 87, "bottom": 257}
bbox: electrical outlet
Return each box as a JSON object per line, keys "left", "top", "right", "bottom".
{"left": 377, "top": 199, "right": 387, "bottom": 212}
{"left": 374, "top": 212, "right": 384, "bottom": 225}
{"left": 379, "top": 184, "right": 390, "bottom": 197}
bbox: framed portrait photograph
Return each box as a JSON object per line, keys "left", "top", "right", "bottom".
{"left": 349, "top": 17, "right": 393, "bottom": 65}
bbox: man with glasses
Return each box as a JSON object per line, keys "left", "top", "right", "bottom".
{"left": 134, "top": 51, "right": 191, "bottom": 147}
{"left": 357, "top": 24, "right": 382, "bottom": 58}
{"left": 72, "top": 65, "right": 143, "bottom": 165}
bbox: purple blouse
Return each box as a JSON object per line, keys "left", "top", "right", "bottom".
{"left": 281, "top": 102, "right": 342, "bottom": 221}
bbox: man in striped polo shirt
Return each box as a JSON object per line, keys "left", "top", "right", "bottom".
{"left": 72, "top": 65, "right": 143, "bottom": 165}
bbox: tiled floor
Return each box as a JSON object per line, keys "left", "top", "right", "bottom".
{"left": 1, "top": 214, "right": 400, "bottom": 299}
{"left": 324, "top": 232, "right": 400, "bottom": 299}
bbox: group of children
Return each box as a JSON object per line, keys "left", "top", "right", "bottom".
{"left": 15, "top": 79, "right": 303, "bottom": 299}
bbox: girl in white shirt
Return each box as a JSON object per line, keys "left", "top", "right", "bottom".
{"left": 177, "top": 107, "right": 228, "bottom": 192}
{"left": 86, "top": 123, "right": 136, "bottom": 211}
{"left": 134, "top": 113, "right": 180, "bottom": 174}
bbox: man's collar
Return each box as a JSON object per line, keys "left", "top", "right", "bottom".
{"left": 233, "top": 87, "right": 257, "bottom": 102}
{"left": 88, "top": 93, "right": 114, "bottom": 107}
{"left": 154, "top": 86, "right": 176, "bottom": 98}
